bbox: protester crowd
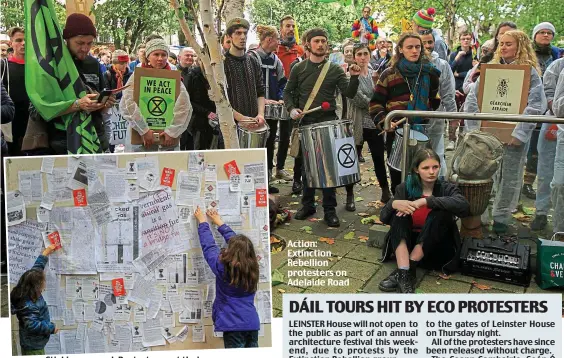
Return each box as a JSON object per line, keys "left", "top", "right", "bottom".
{"left": 1, "top": 6, "right": 564, "bottom": 238}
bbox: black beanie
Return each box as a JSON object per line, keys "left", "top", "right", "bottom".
{"left": 63, "top": 13, "right": 97, "bottom": 40}
{"left": 306, "top": 28, "right": 328, "bottom": 42}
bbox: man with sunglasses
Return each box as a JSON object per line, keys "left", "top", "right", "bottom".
{"left": 412, "top": 8, "right": 448, "bottom": 61}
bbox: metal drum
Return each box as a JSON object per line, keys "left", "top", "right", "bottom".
{"left": 238, "top": 123, "right": 270, "bottom": 148}
{"left": 265, "top": 103, "right": 289, "bottom": 120}
{"left": 387, "top": 128, "right": 430, "bottom": 171}
{"left": 452, "top": 178, "right": 494, "bottom": 216}
{"left": 298, "top": 119, "right": 360, "bottom": 188}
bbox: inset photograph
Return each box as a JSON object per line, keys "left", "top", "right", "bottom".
{"left": 4, "top": 150, "right": 272, "bottom": 355}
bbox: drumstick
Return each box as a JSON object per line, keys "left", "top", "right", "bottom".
{"left": 378, "top": 118, "right": 407, "bottom": 136}
{"left": 301, "top": 102, "right": 330, "bottom": 115}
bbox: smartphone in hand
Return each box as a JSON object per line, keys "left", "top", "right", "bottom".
{"left": 96, "top": 89, "right": 113, "bottom": 104}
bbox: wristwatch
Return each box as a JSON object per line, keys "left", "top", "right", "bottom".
{"left": 73, "top": 99, "right": 80, "bottom": 111}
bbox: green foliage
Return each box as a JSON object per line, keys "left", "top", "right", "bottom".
{"left": 1, "top": 0, "right": 67, "bottom": 31}
{"left": 248, "top": 0, "right": 364, "bottom": 44}
{"left": 91, "top": 0, "right": 177, "bottom": 51}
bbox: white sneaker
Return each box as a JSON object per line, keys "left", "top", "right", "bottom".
{"left": 275, "top": 169, "right": 293, "bottom": 181}
{"left": 446, "top": 141, "right": 455, "bottom": 151}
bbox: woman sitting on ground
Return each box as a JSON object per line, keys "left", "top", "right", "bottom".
{"left": 378, "top": 148, "right": 470, "bottom": 293}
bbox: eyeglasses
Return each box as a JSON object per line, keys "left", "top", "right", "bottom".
{"left": 418, "top": 29, "right": 433, "bottom": 35}
{"left": 538, "top": 31, "right": 554, "bottom": 36}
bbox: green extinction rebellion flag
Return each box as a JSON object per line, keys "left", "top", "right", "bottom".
{"left": 25, "top": 0, "right": 101, "bottom": 154}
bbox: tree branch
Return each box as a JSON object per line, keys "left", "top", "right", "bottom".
{"left": 187, "top": 0, "right": 206, "bottom": 45}
{"left": 217, "top": 0, "right": 225, "bottom": 32}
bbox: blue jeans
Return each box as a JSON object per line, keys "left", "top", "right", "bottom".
{"left": 492, "top": 140, "right": 529, "bottom": 224}
{"left": 426, "top": 120, "right": 447, "bottom": 178}
{"left": 552, "top": 128, "right": 564, "bottom": 233}
{"left": 535, "top": 124, "right": 557, "bottom": 215}
{"left": 223, "top": 330, "right": 259, "bottom": 349}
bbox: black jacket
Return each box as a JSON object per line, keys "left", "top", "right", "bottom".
{"left": 1, "top": 84, "right": 14, "bottom": 124}
{"left": 104, "top": 66, "right": 132, "bottom": 100}
{"left": 1, "top": 83, "right": 14, "bottom": 153}
{"left": 449, "top": 47, "right": 475, "bottom": 91}
{"left": 1, "top": 59, "right": 29, "bottom": 140}
{"left": 380, "top": 180, "right": 470, "bottom": 273}
{"left": 184, "top": 66, "right": 216, "bottom": 134}
{"left": 48, "top": 55, "right": 109, "bottom": 153}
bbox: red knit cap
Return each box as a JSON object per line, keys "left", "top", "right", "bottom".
{"left": 63, "top": 13, "right": 97, "bottom": 39}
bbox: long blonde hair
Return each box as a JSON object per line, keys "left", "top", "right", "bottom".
{"left": 492, "top": 30, "right": 541, "bottom": 75}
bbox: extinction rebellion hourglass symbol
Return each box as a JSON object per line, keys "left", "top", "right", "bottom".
{"left": 338, "top": 143, "right": 356, "bottom": 168}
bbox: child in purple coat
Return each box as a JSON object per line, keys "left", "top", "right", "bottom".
{"left": 195, "top": 207, "right": 260, "bottom": 348}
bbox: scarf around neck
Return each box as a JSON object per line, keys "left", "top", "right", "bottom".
{"left": 111, "top": 65, "right": 126, "bottom": 89}
{"left": 360, "top": 17, "right": 373, "bottom": 31}
{"left": 396, "top": 57, "right": 440, "bottom": 129}
{"left": 534, "top": 42, "right": 552, "bottom": 55}
{"left": 280, "top": 37, "right": 296, "bottom": 47}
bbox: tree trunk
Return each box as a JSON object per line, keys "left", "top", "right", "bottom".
{"left": 222, "top": 0, "right": 245, "bottom": 22}
{"left": 171, "top": 0, "right": 239, "bottom": 149}
{"left": 199, "top": 0, "right": 239, "bottom": 149}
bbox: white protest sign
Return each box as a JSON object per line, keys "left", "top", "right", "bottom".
{"left": 109, "top": 104, "right": 127, "bottom": 145}
{"left": 334, "top": 136, "right": 358, "bottom": 177}
{"left": 8, "top": 220, "right": 45, "bottom": 284}
{"left": 137, "top": 188, "right": 183, "bottom": 254}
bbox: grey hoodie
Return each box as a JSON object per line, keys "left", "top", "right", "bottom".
{"left": 433, "top": 29, "right": 449, "bottom": 61}
{"left": 427, "top": 51, "right": 457, "bottom": 135}
{"left": 545, "top": 58, "right": 564, "bottom": 109}
{"left": 554, "top": 68, "right": 564, "bottom": 126}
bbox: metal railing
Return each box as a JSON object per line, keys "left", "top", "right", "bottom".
{"left": 383, "top": 110, "right": 564, "bottom": 181}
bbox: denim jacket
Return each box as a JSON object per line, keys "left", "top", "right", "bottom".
{"left": 11, "top": 255, "right": 55, "bottom": 350}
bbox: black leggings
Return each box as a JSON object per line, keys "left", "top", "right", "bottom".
{"left": 362, "top": 128, "right": 390, "bottom": 191}
{"left": 387, "top": 210, "right": 457, "bottom": 270}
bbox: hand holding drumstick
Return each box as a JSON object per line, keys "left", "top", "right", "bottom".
{"left": 290, "top": 102, "right": 330, "bottom": 120}
{"left": 378, "top": 118, "right": 407, "bottom": 136}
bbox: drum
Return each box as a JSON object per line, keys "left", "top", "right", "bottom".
{"left": 238, "top": 123, "right": 270, "bottom": 148}
{"left": 453, "top": 178, "right": 493, "bottom": 217}
{"left": 299, "top": 119, "right": 360, "bottom": 188}
{"left": 452, "top": 178, "right": 494, "bottom": 239}
{"left": 265, "top": 103, "right": 289, "bottom": 120}
{"left": 387, "top": 128, "right": 431, "bottom": 171}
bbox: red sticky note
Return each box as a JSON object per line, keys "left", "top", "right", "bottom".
{"left": 112, "top": 278, "right": 126, "bottom": 297}
{"left": 256, "top": 188, "right": 267, "bottom": 207}
{"left": 73, "top": 188, "right": 87, "bottom": 206}
{"left": 223, "top": 160, "right": 241, "bottom": 178}
{"left": 161, "top": 167, "right": 175, "bottom": 187}
{"left": 47, "top": 231, "right": 62, "bottom": 250}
